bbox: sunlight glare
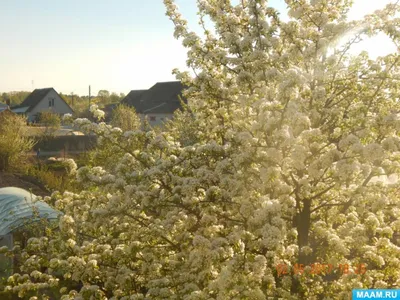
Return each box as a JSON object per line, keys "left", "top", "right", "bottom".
{"left": 346, "top": 0, "right": 398, "bottom": 58}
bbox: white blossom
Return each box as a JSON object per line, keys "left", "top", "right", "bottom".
{"left": 5, "top": 1, "right": 400, "bottom": 299}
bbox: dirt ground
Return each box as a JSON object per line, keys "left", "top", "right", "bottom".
{"left": 0, "top": 172, "right": 49, "bottom": 197}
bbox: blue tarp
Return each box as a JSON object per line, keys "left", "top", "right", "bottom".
{"left": 0, "top": 187, "right": 61, "bottom": 235}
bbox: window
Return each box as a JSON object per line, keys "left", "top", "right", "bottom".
{"left": 150, "top": 116, "right": 156, "bottom": 121}
{"left": 49, "top": 100, "right": 51, "bottom": 107}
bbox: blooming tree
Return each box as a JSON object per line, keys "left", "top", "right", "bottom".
{"left": 4, "top": 0, "right": 400, "bottom": 299}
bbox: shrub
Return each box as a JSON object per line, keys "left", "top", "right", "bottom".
{"left": 0, "top": 113, "right": 35, "bottom": 171}
{"left": 110, "top": 104, "right": 141, "bottom": 131}
{"left": 36, "top": 111, "right": 61, "bottom": 138}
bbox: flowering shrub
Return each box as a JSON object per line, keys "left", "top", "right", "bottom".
{"left": 47, "top": 157, "right": 78, "bottom": 176}
{"left": 62, "top": 113, "right": 73, "bottom": 126}
{"left": 4, "top": 0, "right": 400, "bottom": 299}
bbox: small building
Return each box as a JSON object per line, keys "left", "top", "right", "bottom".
{"left": 121, "top": 82, "right": 187, "bottom": 127}
{"left": 12, "top": 88, "right": 74, "bottom": 123}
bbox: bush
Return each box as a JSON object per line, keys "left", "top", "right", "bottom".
{"left": 24, "top": 165, "right": 71, "bottom": 193}
{"left": 36, "top": 111, "right": 61, "bottom": 138}
{"left": 110, "top": 104, "right": 141, "bottom": 131}
{"left": 0, "top": 113, "right": 35, "bottom": 171}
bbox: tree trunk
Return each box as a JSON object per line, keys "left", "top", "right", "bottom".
{"left": 297, "top": 199, "right": 311, "bottom": 265}
{"left": 291, "top": 198, "right": 312, "bottom": 296}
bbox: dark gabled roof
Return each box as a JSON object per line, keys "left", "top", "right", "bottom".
{"left": 121, "top": 90, "right": 147, "bottom": 109}
{"left": 17, "top": 88, "right": 53, "bottom": 112}
{"left": 16, "top": 88, "right": 74, "bottom": 113}
{"left": 136, "top": 81, "right": 187, "bottom": 114}
{"left": 0, "top": 102, "right": 7, "bottom": 108}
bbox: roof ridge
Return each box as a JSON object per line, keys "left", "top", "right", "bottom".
{"left": 17, "top": 87, "right": 73, "bottom": 113}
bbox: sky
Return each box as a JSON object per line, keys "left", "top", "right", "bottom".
{"left": 0, "top": 0, "right": 397, "bottom": 96}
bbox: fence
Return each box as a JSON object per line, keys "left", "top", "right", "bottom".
{"left": 32, "top": 135, "right": 97, "bottom": 157}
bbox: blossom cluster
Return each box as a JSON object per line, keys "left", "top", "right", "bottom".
{"left": 89, "top": 104, "right": 105, "bottom": 121}
{"left": 48, "top": 157, "right": 78, "bottom": 175}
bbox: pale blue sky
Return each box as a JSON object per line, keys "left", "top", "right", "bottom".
{"left": 0, "top": 0, "right": 395, "bottom": 96}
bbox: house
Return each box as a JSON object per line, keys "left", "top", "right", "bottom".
{"left": 121, "top": 89, "right": 147, "bottom": 107}
{"left": 121, "top": 82, "right": 187, "bottom": 126}
{"left": 12, "top": 88, "right": 74, "bottom": 123}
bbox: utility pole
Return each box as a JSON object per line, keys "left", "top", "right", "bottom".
{"left": 89, "top": 85, "right": 91, "bottom": 109}
{"left": 71, "top": 92, "right": 74, "bottom": 107}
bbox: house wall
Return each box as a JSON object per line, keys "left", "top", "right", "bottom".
{"left": 139, "top": 113, "right": 173, "bottom": 127}
{"left": 28, "top": 90, "right": 73, "bottom": 122}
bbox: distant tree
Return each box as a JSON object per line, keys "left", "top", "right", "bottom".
{"left": 72, "top": 96, "right": 90, "bottom": 115}
{"left": 0, "top": 91, "right": 31, "bottom": 106}
{"left": 0, "top": 93, "right": 10, "bottom": 106}
{"left": 110, "top": 104, "right": 141, "bottom": 131}
{"left": 8, "top": 91, "right": 30, "bottom": 106}
{"left": 0, "top": 93, "right": 7, "bottom": 103}
{"left": 57, "top": 91, "right": 124, "bottom": 113}
{"left": 97, "top": 90, "right": 110, "bottom": 105}
{"left": 0, "top": 112, "right": 35, "bottom": 171}
{"left": 97, "top": 90, "right": 110, "bottom": 98}
{"left": 110, "top": 92, "right": 120, "bottom": 104}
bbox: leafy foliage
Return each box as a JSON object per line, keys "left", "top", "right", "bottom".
{"left": 24, "top": 159, "right": 77, "bottom": 193}
{"left": 0, "top": 91, "right": 30, "bottom": 107}
{"left": 110, "top": 104, "right": 141, "bottom": 132}
{"left": 0, "top": 113, "right": 36, "bottom": 171}
{"left": 59, "top": 91, "right": 125, "bottom": 115}
{"left": 36, "top": 111, "right": 62, "bottom": 138}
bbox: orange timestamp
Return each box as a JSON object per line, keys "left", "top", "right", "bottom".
{"left": 275, "top": 263, "right": 367, "bottom": 277}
